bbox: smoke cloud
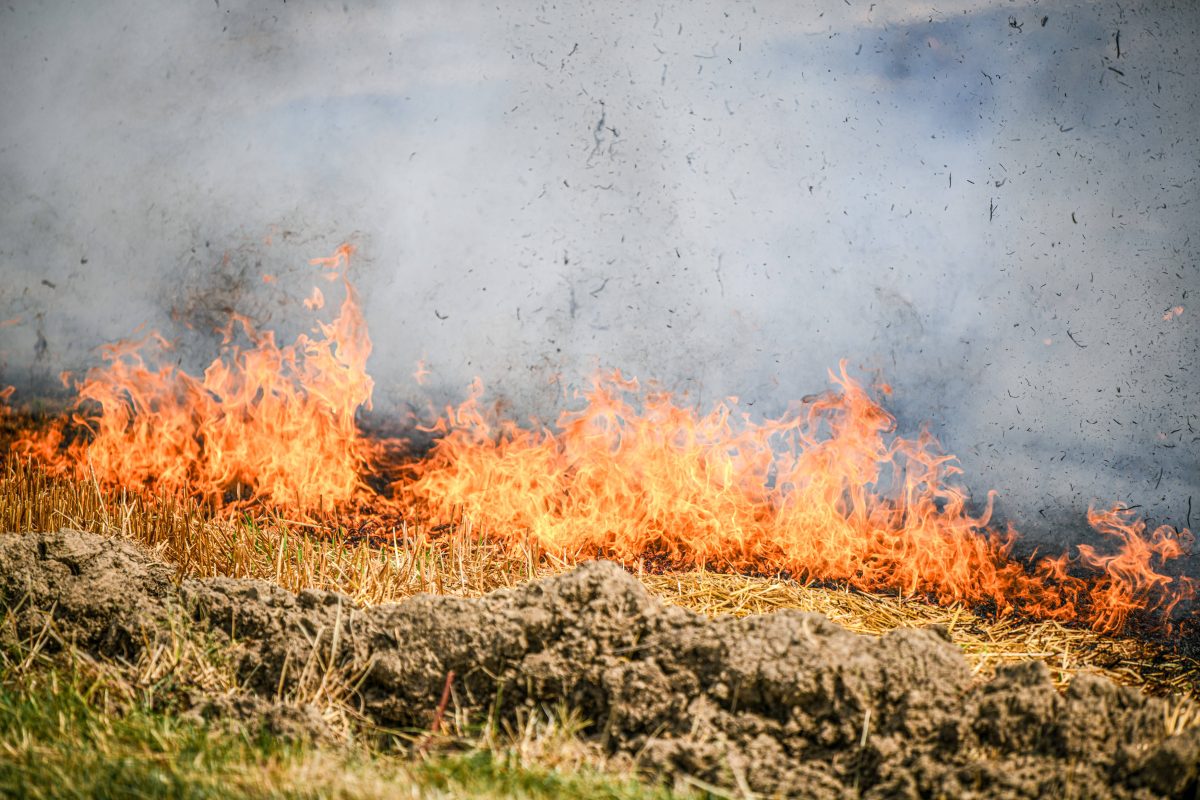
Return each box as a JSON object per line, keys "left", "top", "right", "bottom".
{"left": 1, "top": 0, "right": 1197, "bottom": 551}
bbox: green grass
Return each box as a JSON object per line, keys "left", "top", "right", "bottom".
{"left": 0, "top": 649, "right": 695, "bottom": 800}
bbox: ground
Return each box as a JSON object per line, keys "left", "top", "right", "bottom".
{"left": 1, "top": 529, "right": 1197, "bottom": 799}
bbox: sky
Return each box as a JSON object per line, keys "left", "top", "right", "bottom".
{"left": 0, "top": 0, "right": 1197, "bottom": 550}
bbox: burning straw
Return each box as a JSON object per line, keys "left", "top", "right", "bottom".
{"left": 0, "top": 457, "right": 1196, "bottom": 703}
{"left": 1, "top": 245, "right": 1195, "bottom": 644}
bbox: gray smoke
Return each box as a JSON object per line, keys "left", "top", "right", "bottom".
{"left": 1, "top": 0, "right": 1197, "bottom": 553}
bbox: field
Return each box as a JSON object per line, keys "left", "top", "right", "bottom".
{"left": 2, "top": 457, "right": 1198, "bottom": 798}
{"left": 2, "top": 247, "right": 1198, "bottom": 797}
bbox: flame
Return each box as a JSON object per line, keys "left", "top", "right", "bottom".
{"left": 403, "top": 369, "right": 1195, "bottom": 631}
{"left": 1077, "top": 507, "right": 1196, "bottom": 632}
{"left": 304, "top": 287, "right": 325, "bottom": 311}
{"left": 5, "top": 245, "right": 1195, "bottom": 634}
{"left": 13, "top": 244, "right": 375, "bottom": 513}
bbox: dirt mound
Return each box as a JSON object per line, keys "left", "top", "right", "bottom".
{"left": 0, "top": 530, "right": 176, "bottom": 657}
{"left": 1, "top": 530, "right": 1196, "bottom": 799}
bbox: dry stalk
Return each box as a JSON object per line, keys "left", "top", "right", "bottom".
{"left": 2, "top": 456, "right": 1198, "bottom": 707}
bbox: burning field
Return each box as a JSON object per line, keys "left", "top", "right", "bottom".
{"left": 1, "top": 245, "right": 1198, "bottom": 798}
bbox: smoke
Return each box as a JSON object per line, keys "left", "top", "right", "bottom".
{"left": 1, "top": 0, "right": 1197, "bottom": 550}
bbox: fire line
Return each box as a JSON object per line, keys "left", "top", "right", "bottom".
{"left": 4, "top": 246, "right": 1194, "bottom": 635}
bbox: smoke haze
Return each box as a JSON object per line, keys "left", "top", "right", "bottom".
{"left": 1, "top": 0, "right": 1197, "bottom": 550}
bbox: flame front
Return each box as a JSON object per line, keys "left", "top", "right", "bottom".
{"left": 15, "top": 244, "right": 374, "bottom": 512}
{"left": 6, "top": 246, "right": 1195, "bottom": 634}
{"left": 406, "top": 367, "right": 1195, "bottom": 631}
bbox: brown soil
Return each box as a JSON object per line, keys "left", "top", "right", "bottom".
{"left": 1, "top": 530, "right": 1196, "bottom": 799}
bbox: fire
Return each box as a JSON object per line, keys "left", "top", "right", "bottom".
{"left": 1078, "top": 507, "right": 1196, "bottom": 632}
{"left": 303, "top": 287, "right": 325, "bottom": 311}
{"left": 4, "top": 245, "right": 1195, "bottom": 634}
{"left": 13, "top": 244, "right": 375, "bottom": 512}
{"left": 405, "top": 368, "right": 1194, "bottom": 631}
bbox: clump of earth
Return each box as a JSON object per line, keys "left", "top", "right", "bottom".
{"left": 1, "top": 529, "right": 1196, "bottom": 799}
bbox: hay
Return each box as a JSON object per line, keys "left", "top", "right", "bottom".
{"left": 638, "top": 569, "right": 1200, "bottom": 697}
{"left": 1, "top": 448, "right": 1196, "bottom": 703}
{"left": 0, "top": 456, "right": 556, "bottom": 606}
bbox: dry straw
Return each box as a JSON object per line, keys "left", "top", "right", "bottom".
{"left": 1, "top": 455, "right": 1196, "bottom": 705}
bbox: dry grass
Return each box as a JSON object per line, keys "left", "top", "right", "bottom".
{"left": 638, "top": 570, "right": 1200, "bottom": 695}
{"left": 0, "top": 617, "right": 686, "bottom": 800}
{"left": 0, "top": 457, "right": 561, "bottom": 605}
{"left": 2, "top": 455, "right": 1197, "bottom": 706}
{"left": 0, "top": 559, "right": 697, "bottom": 800}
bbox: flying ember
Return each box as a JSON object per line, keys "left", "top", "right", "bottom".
{"left": 6, "top": 246, "right": 1195, "bottom": 635}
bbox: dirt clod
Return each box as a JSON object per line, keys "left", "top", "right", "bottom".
{"left": 2, "top": 529, "right": 1196, "bottom": 799}
{"left": 0, "top": 530, "right": 175, "bottom": 658}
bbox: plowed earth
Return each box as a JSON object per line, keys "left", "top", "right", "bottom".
{"left": 1, "top": 530, "right": 1196, "bottom": 799}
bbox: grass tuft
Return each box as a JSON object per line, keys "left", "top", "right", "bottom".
{"left": 0, "top": 600, "right": 692, "bottom": 800}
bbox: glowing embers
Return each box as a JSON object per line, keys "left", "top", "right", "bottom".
{"left": 4, "top": 245, "right": 1196, "bottom": 635}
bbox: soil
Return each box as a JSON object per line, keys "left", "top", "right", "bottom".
{"left": 1, "top": 529, "right": 1197, "bottom": 799}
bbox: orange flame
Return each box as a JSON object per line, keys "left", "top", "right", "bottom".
{"left": 13, "top": 245, "right": 374, "bottom": 512}
{"left": 5, "top": 246, "right": 1195, "bottom": 634}
{"left": 304, "top": 287, "right": 325, "bottom": 311}
{"left": 1077, "top": 507, "right": 1196, "bottom": 632}
{"left": 404, "top": 369, "right": 1195, "bottom": 632}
